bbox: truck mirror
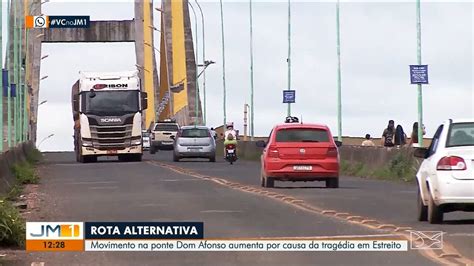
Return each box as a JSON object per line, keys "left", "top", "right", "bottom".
{"left": 141, "top": 91, "right": 148, "bottom": 110}
{"left": 89, "top": 89, "right": 96, "bottom": 98}
{"left": 73, "top": 95, "right": 80, "bottom": 112}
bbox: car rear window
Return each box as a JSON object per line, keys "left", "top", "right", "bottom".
{"left": 154, "top": 124, "right": 178, "bottom": 131}
{"left": 275, "top": 128, "right": 329, "bottom": 142}
{"left": 447, "top": 122, "right": 474, "bottom": 147}
{"left": 180, "top": 128, "right": 209, "bottom": 138}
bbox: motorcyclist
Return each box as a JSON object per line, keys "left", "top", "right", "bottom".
{"left": 223, "top": 122, "right": 237, "bottom": 158}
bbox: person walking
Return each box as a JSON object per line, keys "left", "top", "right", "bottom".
{"left": 381, "top": 120, "right": 396, "bottom": 147}
{"left": 394, "top": 125, "right": 407, "bottom": 147}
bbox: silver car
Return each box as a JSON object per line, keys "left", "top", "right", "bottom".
{"left": 172, "top": 126, "right": 216, "bottom": 162}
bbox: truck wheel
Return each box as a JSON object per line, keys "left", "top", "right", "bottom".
{"left": 428, "top": 191, "right": 443, "bottom": 224}
{"left": 133, "top": 154, "right": 142, "bottom": 162}
{"left": 417, "top": 189, "right": 428, "bottom": 221}
{"left": 209, "top": 154, "right": 216, "bottom": 162}
{"left": 326, "top": 178, "right": 339, "bottom": 188}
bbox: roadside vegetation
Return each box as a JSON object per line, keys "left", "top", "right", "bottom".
{"left": 340, "top": 152, "right": 420, "bottom": 183}
{"left": 0, "top": 147, "right": 42, "bottom": 248}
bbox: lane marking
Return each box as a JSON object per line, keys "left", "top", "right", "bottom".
{"left": 160, "top": 179, "right": 202, "bottom": 182}
{"left": 88, "top": 186, "right": 118, "bottom": 190}
{"left": 148, "top": 161, "right": 474, "bottom": 266}
{"left": 66, "top": 181, "right": 117, "bottom": 185}
{"left": 200, "top": 210, "right": 243, "bottom": 213}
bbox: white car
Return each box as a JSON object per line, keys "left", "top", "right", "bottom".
{"left": 415, "top": 119, "right": 474, "bottom": 224}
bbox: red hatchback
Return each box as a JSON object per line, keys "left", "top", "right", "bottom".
{"left": 257, "top": 123, "right": 341, "bottom": 188}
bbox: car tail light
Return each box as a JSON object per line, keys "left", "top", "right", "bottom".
{"left": 327, "top": 147, "right": 338, "bottom": 157}
{"left": 437, "top": 156, "right": 467, "bottom": 171}
{"left": 268, "top": 146, "right": 279, "bottom": 158}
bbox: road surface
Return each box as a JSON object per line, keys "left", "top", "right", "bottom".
{"left": 11, "top": 151, "right": 473, "bottom": 265}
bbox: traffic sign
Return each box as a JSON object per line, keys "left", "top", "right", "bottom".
{"left": 410, "top": 65, "right": 429, "bottom": 84}
{"left": 283, "top": 90, "right": 295, "bottom": 103}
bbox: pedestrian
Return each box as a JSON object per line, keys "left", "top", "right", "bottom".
{"left": 394, "top": 125, "right": 407, "bottom": 147}
{"left": 409, "top": 122, "right": 426, "bottom": 147}
{"left": 210, "top": 127, "right": 217, "bottom": 140}
{"left": 362, "top": 134, "right": 375, "bottom": 146}
{"left": 381, "top": 120, "right": 396, "bottom": 147}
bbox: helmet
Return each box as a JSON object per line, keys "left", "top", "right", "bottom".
{"left": 285, "top": 116, "right": 299, "bottom": 123}
{"left": 226, "top": 122, "right": 234, "bottom": 129}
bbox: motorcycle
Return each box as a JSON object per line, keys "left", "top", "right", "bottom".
{"left": 225, "top": 143, "right": 237, "bottom": 165}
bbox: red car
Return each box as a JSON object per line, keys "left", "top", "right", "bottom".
{"left": 256, "top": 123, "right": 341, "bottom": 188}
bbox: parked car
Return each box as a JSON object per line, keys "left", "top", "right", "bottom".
{"left": 256, "top": 120, "right": 341, "bottom": 188}
{"left": 150, "top": 119, "right": 180, "bottom": 154}
{"left": 414, "top": 119, "right": 474, "bottom": 224}
{"left": 173, "top": 126, "right": 216, "bottom": 162}
{"left": 142, "top": 130, "right": 150, "bottom": 151}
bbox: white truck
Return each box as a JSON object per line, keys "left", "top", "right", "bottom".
{"left": 72, "top": 71, "right": 147, "bottom": 163}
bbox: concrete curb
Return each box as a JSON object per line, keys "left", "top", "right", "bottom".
{"left": 0, "top": 142, "right": 36, "bottom": 195}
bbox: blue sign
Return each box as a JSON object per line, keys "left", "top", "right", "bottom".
{"left": 2, "top": 69, "right": 8, "bottom": 96}
{"left": 410, "top": 65, "right": 429, "bottom": 84}
{"left": 10, "top": 83, "right": 16, "bottom": 97}
{"left": 283, "top": 90, "right": 295, "bottom": 103}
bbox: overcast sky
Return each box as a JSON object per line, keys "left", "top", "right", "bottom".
{"left": 2, "top": 0, "right": 473, "bottom": 151}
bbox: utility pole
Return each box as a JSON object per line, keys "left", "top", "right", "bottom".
{"left": 0, "top": 0, "right": 3, "bottom": 151}
{"left": 336, "top": 0, "right": 342, "bottom": 142}
{"left": 219, "top": 0, "right": 227, "bottom": 127}
{"left": 13, "top": 0, "right": 17, "bottom": 145}
{"left": 6, "top": 0, "right": 11, "bottom": 148}
{"left": 416, "top": 0, "right": 424, "bottom": 147}
{"left": 195, "top": 0, "right": 206, "bottom": 125}
{"left": 189, "top": 3, "right": 199, "bottom": 126}
{"left": 287, "top": 0, "right": 292, "bottom": 117}
{"left": 249, "top": 0, "right": 255, "bottom": 141}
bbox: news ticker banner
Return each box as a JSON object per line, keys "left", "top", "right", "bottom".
{"left": 25, "top": 222, "right": 413, "bottom": 252}
{"left": 25, "top": 16, "right": 90, "bottom": 29}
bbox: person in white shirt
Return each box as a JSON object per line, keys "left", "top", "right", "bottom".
{"left": 224, "top": 123, "right": 237, "bottom": 141}
{"left": 210, "top": 127, "right": 217, "bottom": 140}
{"left": 362, "top": 134, "right": 376, "bottom": 146}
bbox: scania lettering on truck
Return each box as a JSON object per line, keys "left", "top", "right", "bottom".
{"left": 72, "top": 71, "right": 148, "bottom": 163}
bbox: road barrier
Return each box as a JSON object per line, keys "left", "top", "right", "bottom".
{"left": 0, "top": 142, "right": 36, "bottom": 195}
{"left": 216, "top": 140, "right": 419, "bottom": 171}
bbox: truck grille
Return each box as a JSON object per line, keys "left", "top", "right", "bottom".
{"left": 90, "top": 125, "right": 133, "bottom": 150}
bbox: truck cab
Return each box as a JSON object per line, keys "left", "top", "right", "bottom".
{"left": 72, "top": 71, "right": 147, "bottom": 163}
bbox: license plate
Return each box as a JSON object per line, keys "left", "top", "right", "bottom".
{"left": 293, "top": 165, "right": 312, "bottom": 171}
{"left": 107, "top": 150, "right": 118, "bottom": 154}
{"left": 188, "top": 147, "right": 201, "bottom": 151}
{"left": 227, "top": 149, "right": 235, "bottom": 154}
{"left": 163, "top": 141, "right": 173, "bottom": 145}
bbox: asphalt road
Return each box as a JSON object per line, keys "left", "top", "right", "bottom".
{"left": 12, "top": 151, "right": 473, "bottom": 265}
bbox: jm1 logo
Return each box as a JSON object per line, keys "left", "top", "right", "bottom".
{"left": 30, "top": 224, "right": 80, "bottom": 238}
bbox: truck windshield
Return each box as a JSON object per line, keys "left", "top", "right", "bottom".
{"left": 82, "top": 90, "right": 139, "bottom": 115}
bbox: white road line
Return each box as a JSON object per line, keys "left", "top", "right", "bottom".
{"left": 200, "top": 210, "right": 243, "bottom": 213}
{"left": 161, "top": 179, "right": 201, "bottom": 182}
{"left": 448, "top": 233, "right": 474, "bottom": 237}
{"left": 31, "top": 262, "right": 45, "bottom": 266}
{"left": 88, "top": 186, "right": 118, "bottom": 190}
{"left": 67, "top": 181, "right": 117, "bottom": 185}
{"left": 140, "top": 203, "right": 168, "bottom": 207}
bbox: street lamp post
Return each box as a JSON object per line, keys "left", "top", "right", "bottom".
{"left": 188, "top": 2, "right": 200, "bottom": 126}
{"left": 249, "top": 0, "right": 255, "bottom": 141}
{"left": 416, "top": 0, "right": 424, "bottom": 147}
{"left": 287, "top": 0, "right": 291, "bottom": 117}
{"left": 37, "top": 133, "right": 53, "bottom": 149}
{"left": 195, "top": 0, "right": 206, "bottom": 125}
{"left": 219, "top": 0, "right": 227, "bottom": 127}
{"left": 336, "top": 0, "right": 342, "bottom": 142}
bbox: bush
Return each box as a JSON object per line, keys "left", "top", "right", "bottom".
{"left": 340, "top": 150, "right": 418, "bottom": 183}
{"left": 0, "top": 200, "right": 26, "bottom": 247}
{"left": 11, "top": 162, "right": 39, "bottom": 184}
{"left": 26, "top": 148, "right": 42, "bottom": 164}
